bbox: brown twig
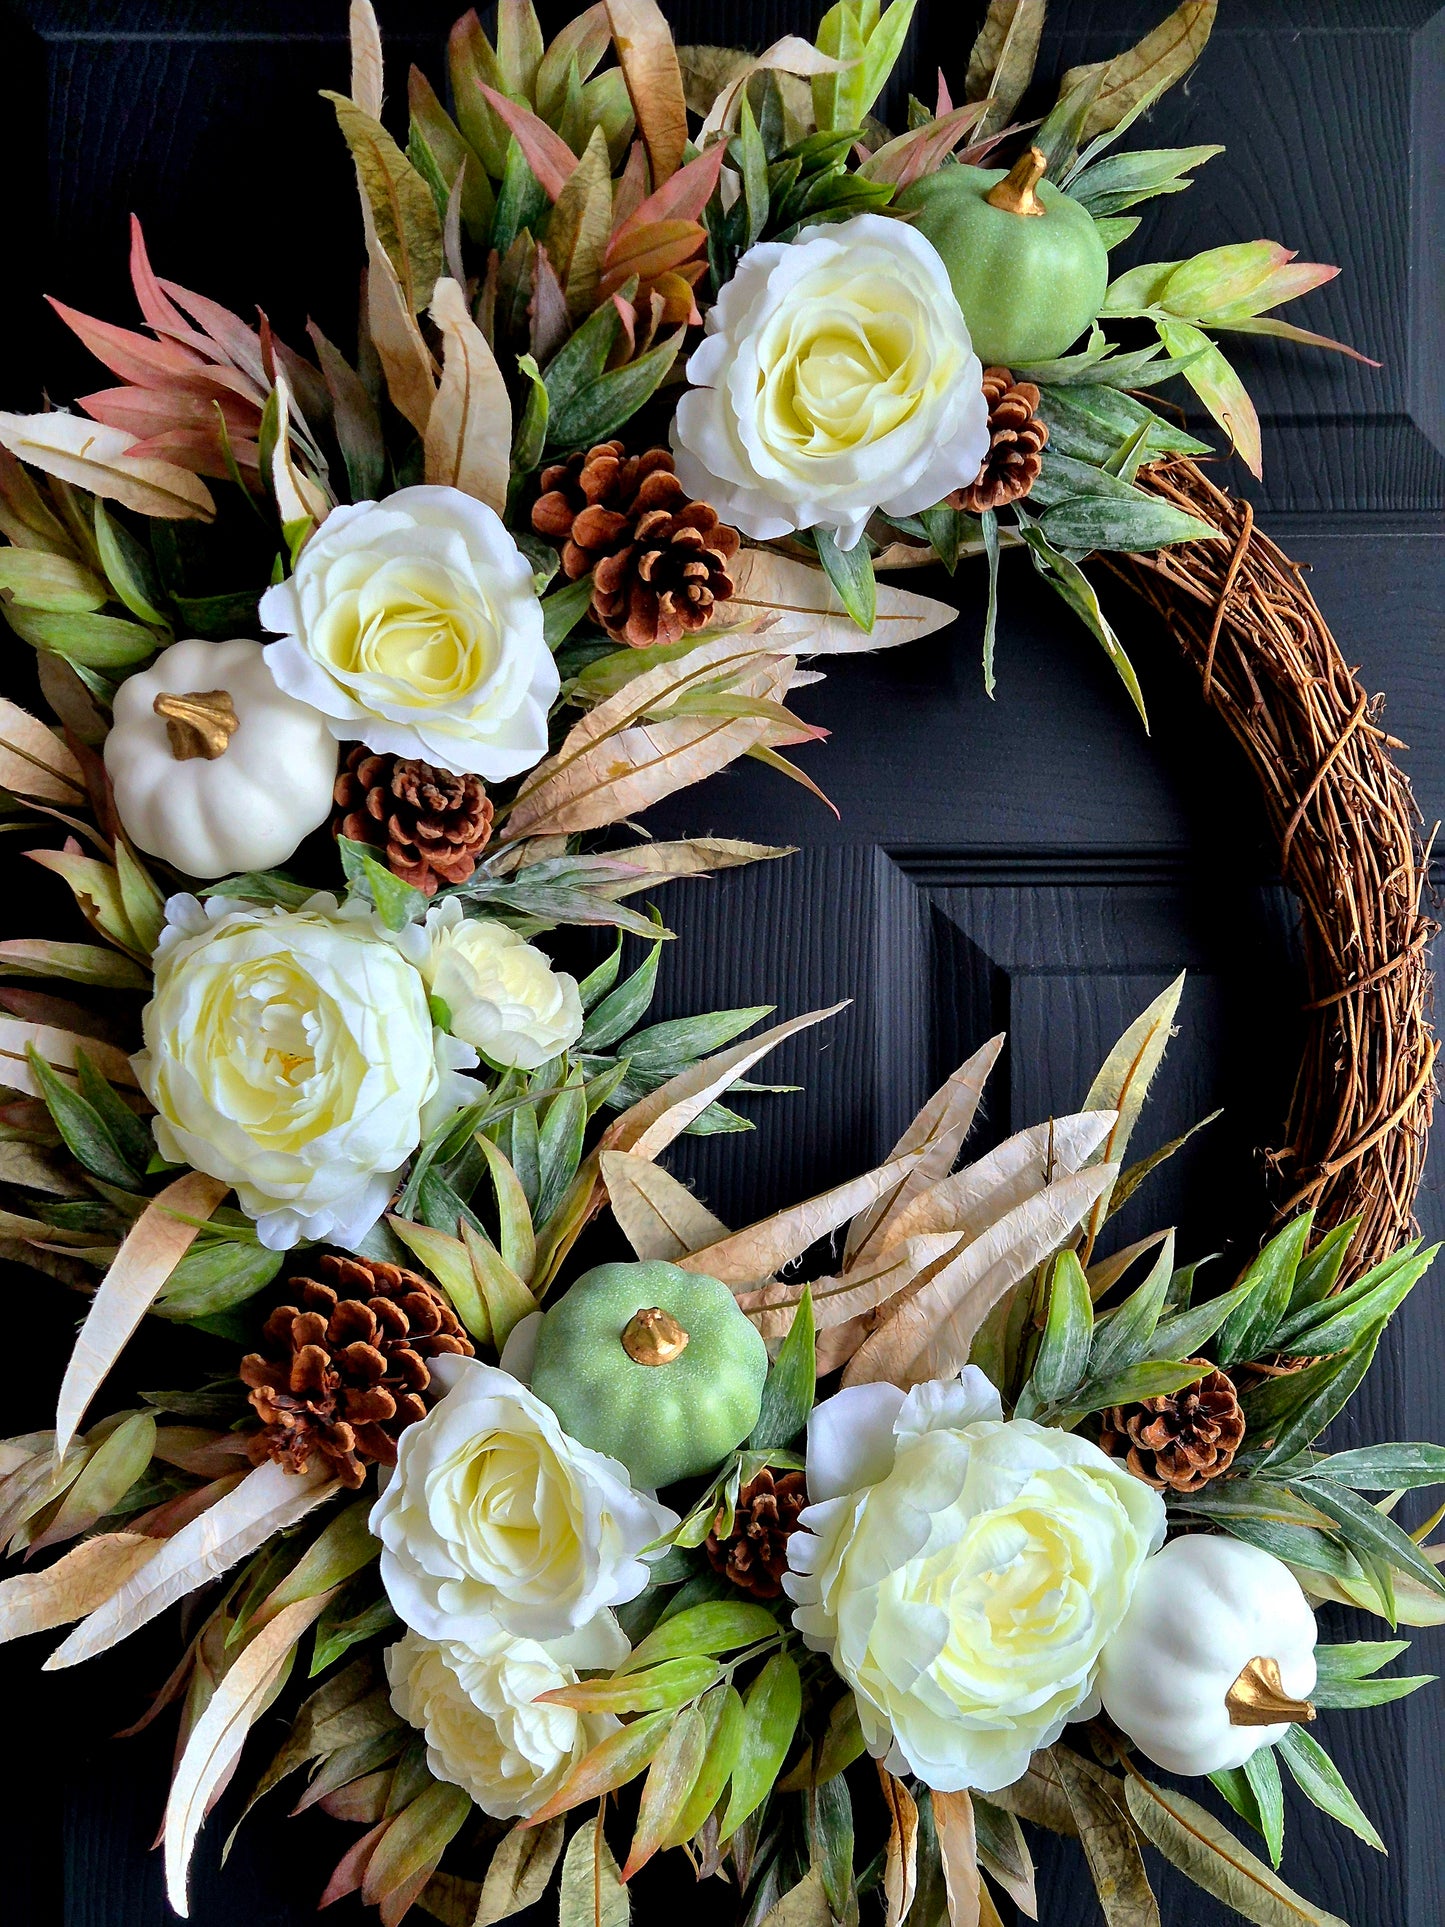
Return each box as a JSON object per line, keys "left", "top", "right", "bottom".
{"left": 1106, "top": 456, "right": 1436, "bottom": 1282}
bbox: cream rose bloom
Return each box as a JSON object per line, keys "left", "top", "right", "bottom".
{"left": 386, "top": 1614, "right": 627, "bottom": 1819}
{"left": 785, "top": 1370, "right": 1166, "bottom": 1793}
{"left": 259, "top": 485, "right": 558, "bottom": 778}
{"left": 371, "top": 1358, "right": 677, "bottom": 1644}
{"left": 134, "top": 895, "right": 476, "bottom": 1250}
{"left": 672, "top": 213, "right": 989, "bottom": 550}
{"left": 422, "top": 900, "right": 583, "bottom": 1070}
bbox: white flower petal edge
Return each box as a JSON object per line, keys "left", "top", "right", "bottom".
{"left": 259, "top": 485, "right": 558, "bottom": 780}
{"left": 786, "top": 1371, "right": 1166, "bottom": 1794}
{"left": 133, "top": 893, "right": 477, "bottom": 1251}
{"left": 371, "top": 1359, "right": 677, "bottom": 1645}
{"left": 672, "top": 213, "right": 990, "bottom": 550}
{"left": 422, "top": 899, "right": 584, "bottom": 1070}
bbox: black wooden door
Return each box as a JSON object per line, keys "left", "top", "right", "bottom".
{"left": 1, "top": 2, "right": 1442, "bottom": 1922}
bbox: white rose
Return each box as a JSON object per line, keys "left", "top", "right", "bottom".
{"left": 785, "top": 1371, "right": 1166, "bottom": 1794}
{"left": 134, "top": 894, "right": 476, "bottom": 1250}
{"left": 671, "top": 213, "right": 990, "bottom": 550}
{"left": 386, "top": 1614, "right": 627, "bottom": 1819}
{"left": 423, "top": 899, "right": 583, "bottom": 1070}
{"left": 259, "top": 485, "right": 559, "bottom": 779}
{"left": 371, "top": 1358, "right": 677, "bottom": 1644}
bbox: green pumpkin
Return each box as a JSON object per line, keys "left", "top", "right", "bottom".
{"left": 530, "top": 1260, "right": 769, "bottom": 1490}
{"left": 896, "top": 148, "right": 1108, "bottom": 367}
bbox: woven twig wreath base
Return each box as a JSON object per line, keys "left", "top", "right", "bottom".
{"left": 1108, "top": 456, "right": 1437, "bottom": 1282}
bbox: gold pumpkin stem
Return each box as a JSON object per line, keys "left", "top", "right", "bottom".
{"left": 154, "top": 689, "right": 240, "bottom": 761}
{"left": 1225, "top": 1655, "right": 1317, "bottom": 1728}
{"left": 621, "top": 1307, "right": 689, "bottom": 1366}
{"left": 986, "top": 146, "right": 1049, "bottom": 217}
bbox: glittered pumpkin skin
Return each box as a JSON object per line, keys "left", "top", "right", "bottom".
{"left": 896, "top": 165, "right": 1109, "bottom": 367}
{"left": 530, "top": 1260, "right": 769, "bottom": 1491}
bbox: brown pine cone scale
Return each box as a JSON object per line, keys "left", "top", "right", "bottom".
{"left": 241, "top": 1254, "right": 473, "bottom": 1488}
{"left": 951, "top": 367, "right": 1050, "bottom": 515}
{"left": 333, "top": 748, "right": 493, "bottom": 896}
{"left": 1100, "top": 1359, "right": 1245, "bottom": 1493}
{"left": 706, "top": 1467, "right": 808, "bottom": 1600}
{"left": 532, "top": 441, "right": 740, "bottom": 649}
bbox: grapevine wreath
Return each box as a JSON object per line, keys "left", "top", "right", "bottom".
{"left": 0, "top": 3, "right": 1438, "bottom": 1925}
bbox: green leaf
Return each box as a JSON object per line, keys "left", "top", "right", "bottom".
{"left": 1293, "top": 1477, "right": 1445, "bottom": 1601}
{"left": 1215, "top": 1214, "right": 1314, "bottom": 1366}
{"left": 92, "top": 501, "right": 169, "bottom": 627}
{"left": 1276, "top": 1727, "right": 1384, "bottom": 1852}
{"left": 25, "top": 1044, "right": 146, "bottom": 1187}
{"left": 1287, "top": 1218, "right": 1360, "bottom": 1313}
{"left": 511, "top": 352, "right": 549, "bottom": 475}
{"left": 1034, "top": 67, "right": 1105, "bottom": 177}
{"left": 1148, "top": 1269, "right": 1266, "bottom": 1363}
{"left": 153, "top": 1239, "right": 283, "bottom": 1320}
{"left": 310, "top": 1591, "right": 397, "bottom": 1677}
{"left": 1242, "top": 1324, "right": 1384, "bottom": 1469}
{"left": 1036, "top": 384, "right": 1209, "bottom": 465}
{"left": 1066, "top": 1357, "right": 1208, "bottom": 1420}
{"left": 557, "top": 1812, "right": 629, "bottom": 1927}
{"left": 623, "top": 1703, "right": 708, "bottom": 1878}
{"left": 542, "top": 296, "right": 622, "bottom": 416}
{"left": 811, "top": 526, "right": 875, "bottom": 632}
{"left": 620, "top": 1600, "right": 781, "bottom": 1675}
{"left": 0, "top": 550, "right": 108, "bottom": 613}
{"left": 545, "top": 1659, "right": 723, "bottom": 1717}
{"left": 75, "top": 1048, "right": 153, "bottom": 1174}
{"left": 1157, "top": 316, "right": 1263, "bottom": 480}
{"left": 580, "top": 926, "right": 665, "bottom": 1049}
{"left": 1030, "top": 1251, "right": 1094, "bottom": 1404}
{"left": 737, "top": 95, "right": 770, "bottom": 249}
{"left": 1312, "top": 1639, "right": 1410, "bottom": 1684}
{"left": 750, "top": 1286, "right": 816, "bottom": 1451}
{"left": 805, "top": 1771, "right": 855, "bottom": 1922}
{"left": 324, "top": 90, "right": 443, "bottom": 313}
{"left": 336, "top": 836, "right": 429, "bottom": 930}
{"left": 1087, "top": 1232, "right": 1174, "bottom": 1381}
{"left": 35, "top": 1409, "right": 155, "bottom": 1546}
{"left": 1018, "top": 519, "right": 1148, "bottom": 726}
{"left": 546, "top": 331, "right": 683, "bottom": 452}
{"left": 541, "top": 571, "right": 596, "bottom": 648}
{"left": 1124, "top": 1774, "right": 1347, "bottom": 1927}
{"left": 3, "top": 604, "right": 157, "bottom": 668}
{"left": 665, "top": 1683, "right": 746, "bottom": 1846}
{"left": 1312, "top": 1667, "right": 1434, "bottom": 1711}
{"left": 1040, "top": 492, "right": 1217, "bottom": 554}
{"left": 1269, "top": 1243, "right": 1436, "bottom": 1359}
{"left": 535, "top": 1067, "right": 587, "bottom": 1231}
{"left": 1068, "top": 144, "right": 1224, "bottom": 216}
{"left": 1309, "top": 1442, "right": 1445, "bottom": 1490}
{"left": 720, "top": 1652, "right": 802, "bottom": 1840}
{"left": 1244, "top": 1747, "right": 1285, "bottom": 1867}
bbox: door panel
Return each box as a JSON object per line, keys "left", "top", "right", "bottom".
{"left": 0, "top": 1, "right": 1441, "bottom": 1922}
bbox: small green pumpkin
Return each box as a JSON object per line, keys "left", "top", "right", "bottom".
{"left": 530, "top": 1260, "right": 769, "bottom": 1490}
{"left": 896, "top": 147, "right": 1109, "bottom": 367}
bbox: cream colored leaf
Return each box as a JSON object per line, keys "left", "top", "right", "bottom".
{"left": 1081, "top": 972, "right": 1184, "bottom": 1241}
{"left": 879, "top": 1765, "right": 919, "bottom": 1927}
{"left": 0, "top": 412, "right": 215, "bottom": 522}
{"left": 0, "top": 1014, "right": 138, "bottom": 1098}
{"left": 845, "top": 1036, "right": 1004, "bottom": 1267}
{"left": 933, "top": 1789, "right": 982, "bottom": 1927}
{"left": 607, "top": 0, "right": 687, "bottom": 182}
{"left": 0, "top": 1531, "right": 157, "bottom": 1643}
{"left": 425, "top": 277, "right": 511, "bottom": 512}
{"left": 880, "top": 1111, "right": 1117, "bottom": 1252}
{"left": 0, "top": 697, "right": 85, "bottom": 802}
{"left": 55, "top": 1170, "right": 229, "bottom": 1459}
{"left": 349, "top": 0, "right": 385, "bottom": 116}
{"left": 843, "top": 1163, "right": 1118, "bottom": 1388}
{"left": 164, "top": 1593, "right": 332, "bottom": 1916}
{"left": 46, "top": 1460, "right": 338, "bottom": 1670}
{"left": 267, "top": 376, "right": 330, "bottom": 527}
{"left": 365, "top": 220, "right": 438, "bottom": 437}
{"left": 744, "top": 1230, "right": 964, "bottom": 1344}
{"left": 677, "top": 1153, "right": 926, "bottom": 1288}
{"left": 600, "top": 1150, "right": 728, "bottom": 1260}
{"left": 726, "top": 549, "right": 956, "bottom": 656}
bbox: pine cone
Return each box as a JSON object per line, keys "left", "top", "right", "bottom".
{"left": 1100, "top": 1360, "right": 1245, "bottom": 1493}
{"left": 332, "top": 747, "right": 493, "bottom": 896}
{"left": 532, "top": 442, "right": 740, "bottom": 649}
{"left": 705, "top": 1468, "right": 808, "bottom": 1600}
{"left": 240, "top": 1254, "right": 474, "bottom": 1489}
{"left": 951, "top": 367, "right": 1049, "bottom": 515}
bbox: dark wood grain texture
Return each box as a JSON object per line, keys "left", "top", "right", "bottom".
{"left": 0, "top": 0, "right": 1441, "bottom": 1922}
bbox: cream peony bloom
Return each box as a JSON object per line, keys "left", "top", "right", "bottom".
{"left": 422, "top": 900, "right": 583, "bottom": 1070}
{"left": 134, "top": 895, "right": 476, "bottom": 1250}
{"left": 386, "top": 1615, "right": 627, "bottom": 1819}
{"left": 785, "top": 1370, "right": 1166, "bottom": 1794}
{"left": 371, "top": 1358, "right": 677, "bottom": 1645}
{"left": 672, "top": 214, "right": 989, "bottom": 550}
{"left": 259, "top": 485, "right": 558, "bottom": 779}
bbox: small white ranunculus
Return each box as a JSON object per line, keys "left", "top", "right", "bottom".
{"left": 134, "top": 895, "right": 476, "bottom": 1251}
{"left": 423, "top": 899, "right": 583, "bottom": 1070}
{"left": 672, "top": 213, "right": 989, "bottom": 551}
{"left": 386, "top": 1613, "right": 627, "bottom": 1819}
{"left": 785, "top": 1369, "right": 1166, "bottom": 1794}
{"left": 371, "top": 1358, "right": 677, "bottom": 1645}
{"left": 259, "top": 485, "right": 559, "bottom": 779}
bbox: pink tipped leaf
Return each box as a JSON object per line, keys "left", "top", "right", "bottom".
{"left": 477, "top": 84, "right": 578, "bottom": 200}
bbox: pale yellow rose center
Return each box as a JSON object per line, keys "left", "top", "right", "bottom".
{"left": 195, "top": 955, "right": 364, "bottom": 1149}
{"left": 445, "top": 1432, "right": 576, "bottom": 1581}
{"left": 759, "top": 295, "right": 925, "bottom": 457}
{"left": 316, "top": 556, "right": 501, "bottom": 708}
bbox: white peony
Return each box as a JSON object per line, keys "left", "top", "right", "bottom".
{"left": 134, "top": 894, "right": 476, "bottom": 1250}
{"left": 371, "top": 1358, "right": 676, "bottom": 1645}
{"left": 785, "top": 1370, "right": 1166, "bottom": 1794}
{"left": 671, "top": 213, "right": 990, "bottom": 550}
{"left": 259, "top": 485, "right": 558, "bottom": 779}
{"left": 386, "top": 1614, "right": 627, "bottom": 1819}
{"left": 422, "top": 899, "right": 583, "bottom": 1070}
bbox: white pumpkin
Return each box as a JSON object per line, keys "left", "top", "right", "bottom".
{"left": 105, "top": 637, "right": 338, "bottom": 879}
{"left": 1096, "top": 1534, "right": 1318, "bottom": 1776}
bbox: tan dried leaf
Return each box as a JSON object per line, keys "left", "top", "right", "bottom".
{"left": 878, "top": 1765, "right": 919, "bottom": 1927}
{"left": 0, "top": 1014, "right": 137, "bottom": 1099}
{"left": 879, "top": 1111, "right": 1116, "bottom": 1252}
{"left": 0, "top": 1531, "right": 157, "bottom": 1644}
{"left": 677, "top": 1153, "right": 926, "bottom": 1288}
{"left": 0, "top": 412, "right": 215, "bottom": 522}
{"left": 365, "top": 220, "right": 438, "bottom": 436}
{"left": 607, "top": 0, "right": 688, "bottom": 182}
{"left": 547, "top": 126, "right": 614, "bottom": 319}
{"left": 0, "top": 697, "right": 85, "bottom": 802}
{"left": 1053, "top": 1748, "right": 1160, "bottom": 1927}
{"left": 349, "top": 0, "right": 385, "bottom": 116}
{"left": 932, "top": 1789, "right": 982, "bottom": 1927}
{"left": 54, "top": 1170, "right": 229, "bottom": 1459}
{"left": 600, "top": 1150, "right": 728, "bottom": 1261}
{"left": 757, "top": 1871, "right": 832, "bottom": 1927}
{"left": 604, "top": 838, "right": 795, "bottom": 888}
{"left": 1081, "top": 971, "right": 1184, "bottom": 1245}
{"left": 1061, "top": 0, "right": 1217, "bottom": 140}
{"left": 476, "top": 1817, "right": 566, "bottom": 1926}
{"left": 425, "top": 276, "right": 511, "bottom": 512}
{"left": 989, "top": 1750, "right": 1078, "bottom": 1837}
{"left": 695, "top": 36, "right": 845, "bottom": 142}
{"left": 326, "top": 91, "right": 443, "bottom": 313}
{"left": 965, "top": 0, "right": 1046, "bottom": 133}
{"left": 726, "top": 549, "right": 957, "bottom": 656}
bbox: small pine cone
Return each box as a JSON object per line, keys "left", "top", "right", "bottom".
{"left": 332, "top": 747, "right": 493, "bottom": 896}
{"left": 240, "top": 1254, "right": 474, "bottom": 1489}
{"left": 951, "top": 367, "right": 1050, "bottom": 515}
{"left": 705, "top": 1468, "right": 808, "bottom": 1600}
{"left": 1100, "top": 1360, "right": 1245, "bottom": 1493}
{"left": 532, "top": 443, "right": 740, "bottom": 648}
